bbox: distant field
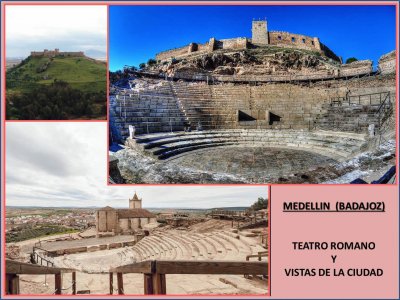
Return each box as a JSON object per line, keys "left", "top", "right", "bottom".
{"left": 6, "top": 225, "right": 78, "bottom": 243}
{"left": 6, "top": 58, "right": 23, "bottom": 70}
{"left": 6, "top": 208, "right": 74, "bottom": 218}
{"left": 6, "top": 207, "right": 94, "bottom": 217}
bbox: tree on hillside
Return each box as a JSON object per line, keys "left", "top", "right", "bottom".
{"left": 6, "top": 81, "right": 106, "bottom": 120}
{"left": 147, "top": 59, "right": 157, "bottom": 66}
{"left": 250, "top": 197, "right": 268, "bottom": 211}
{"left": 139, "top": 63, "right": 146, "bottom": 69}
{"left": 345, "top": 57, "right": 358, "bottom": 64}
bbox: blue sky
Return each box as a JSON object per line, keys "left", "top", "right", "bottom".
{"left": 109, "top": 5, "right": 396, "bottom": 71}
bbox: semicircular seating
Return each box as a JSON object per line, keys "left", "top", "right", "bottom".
{"left": 131, "top": 129, "right": 367, "bottom": 161}
{"left": 129, "top": 230, "right": 264, "bottom": 262}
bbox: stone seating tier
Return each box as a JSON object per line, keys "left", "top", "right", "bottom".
{"left": 129, "top": 231, "right": 264, "bottom": 262}
{"left": 129, "top": 129, "right": 367, "bottom": 161}
{"left": 111, "top": 80, "right": 391, "bottom": 138}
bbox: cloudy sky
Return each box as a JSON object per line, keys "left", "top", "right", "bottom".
{"left": 6, "top": 5, "right": 107, "bottom": 59}
{"left": 6, "top": 123, "right": 266, "bottom": 208}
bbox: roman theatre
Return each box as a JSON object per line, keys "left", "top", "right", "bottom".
{"left": 109, "top": 20, "right": 396, "bottom": 184}
{"left": 5, "top": 194, "right": 268, "bottom": 295}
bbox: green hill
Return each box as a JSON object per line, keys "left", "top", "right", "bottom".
{"left": 6, "top": 55, "right": 106, "bottom": 94}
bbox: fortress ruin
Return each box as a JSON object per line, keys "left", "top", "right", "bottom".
{"left": 156, "top": 20, "right": 340, "bottom": 62}
{"left": 30, "top": 48, "right": 85, "bottom": 58}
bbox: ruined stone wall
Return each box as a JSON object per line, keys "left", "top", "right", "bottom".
{"left": 340, "top": 60, "right": 373, "bottom": 77}
{"left": 268, "top": 31, "right": 321, "bottom": 52}
{"left": 220, "top": 38, "right": 248, "bottom": 50}
{"left": 379, "top": 50, "right": 396, "bottom": 75}
{"left": 60, "top": 51, "right": 85, "bottom": 57}
{"left": 156, "top": 45, "right": 193, "bottom": 61}
{"left": 156, "top": 38, "right": 248, "bottom": 61}
{"left": 319, "top": 42, "right": 340, "bottom": 62}
{"left": 30, "top": 50, "right": 84, "bottom": 57}
{"left": 315, "top": 74, "right": 396, "bottom": 97}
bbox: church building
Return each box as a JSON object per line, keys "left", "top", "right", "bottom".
{"left": 96, "top": 192, "right": 156, "bottom": 235}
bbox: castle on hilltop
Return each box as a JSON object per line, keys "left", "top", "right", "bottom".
{"left": 156, "top": 20, "right": 340, "bottom": 62}
{"left": 30, "top": 48, "right": 85, "bottom": 58}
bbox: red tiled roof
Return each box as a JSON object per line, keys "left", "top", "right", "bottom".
{"left": 117, "top": 208, "right": 155, "bottom": 218}
{"left": 98, "top": 206, "right": 115, "bottom": 211}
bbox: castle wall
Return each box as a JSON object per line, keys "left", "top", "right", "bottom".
{"left": 379, "top": 50, "right": 396, "bottom": 75}
{"left": 220, "top": 38, "right": 248, "bottom": 50}
{"left": 268, "top": 31, "right": 321, "bottom": 52}
{"left": 154, "top": 20, "right": 340, "bottom": 63}
{"left": 156, "top": 44, "right": 203, "bottom": 61}
{"left": 30, "top": 49, "right": 84, "bottom": 57}
{"left": 252, "top": 21, "right": 269, "bottom": 45}
{"left": 319, "top": 42, "right": 340, "bottom": 62}
{"left": 156, "top": 38, "right": 248, "bottom": 61}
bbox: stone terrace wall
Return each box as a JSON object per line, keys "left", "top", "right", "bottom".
{"left": 173, "top": 82, "right": 334, "bottom": 130}
{"left": 314, "top": 74, "right": 396, "bottom": 97}
{"left": 340, "top": 60, "right": 373, "bottom": 77}
{"left": 378, "top": 50, "right": 396, "bottom": 75}
{"left": 172, "top": 75, "right": 394, "bottom": 132}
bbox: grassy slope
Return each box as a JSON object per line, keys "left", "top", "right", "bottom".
{"left": 7, "top": 56, "right": 106, "bottom": 93}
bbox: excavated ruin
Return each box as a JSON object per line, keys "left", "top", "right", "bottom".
{"left": 109, "top": 48, "right": 396, "bottom": 184}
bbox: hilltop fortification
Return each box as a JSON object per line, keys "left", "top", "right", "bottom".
{"left": 156, "top": 20, "right": 340, "bottom": 62}
{"left": 30, "top": 48, "right": 85, "bottom": 58}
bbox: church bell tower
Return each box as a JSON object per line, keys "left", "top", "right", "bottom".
{"left": 129, "top": 192, "right": 142, "bottom": 209}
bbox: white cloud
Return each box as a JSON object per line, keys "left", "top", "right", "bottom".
{"left": 6, "top": 5, "right": 107, "bottom": 58}
{"left": 6, "top": 123, "right": 267, "bottom": 208}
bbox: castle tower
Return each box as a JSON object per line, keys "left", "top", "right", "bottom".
{"left": 129, "top": 192, "right": 142, "bottom": 209}
{"left": 252, "top": 20, "right": 269, "bottom": 45}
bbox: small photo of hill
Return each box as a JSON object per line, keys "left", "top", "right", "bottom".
{"left": 5, "top": 5, "right": 107, "bottom": 120}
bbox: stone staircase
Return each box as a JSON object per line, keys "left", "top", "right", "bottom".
{"left": 110, "top": 82, "right": 187, "bottom": 138}
{"left": 316, "top": 91, "right": 393, "bottom": 133}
